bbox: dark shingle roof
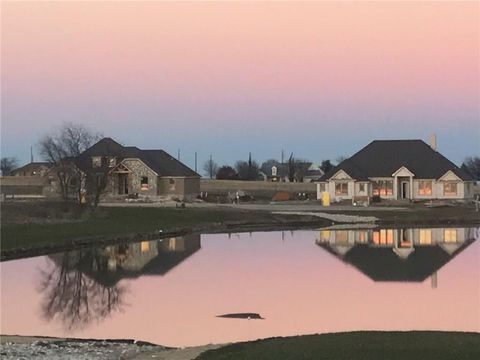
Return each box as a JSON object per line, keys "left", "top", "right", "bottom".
{"left": 321, "top": 140, "right": 472, "bottom": 181}
{"left": 317, "top": 240, "right": 475, "bottom": 282}
{"left": 12, "top": 162, "right": 52, "bottom": 174}
{"left": 77, "top": 138, "right": 199, "bottom": 177}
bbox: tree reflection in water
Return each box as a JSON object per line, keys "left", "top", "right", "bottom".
{"left": 38, "top": 250, "right": 127, "bottom": 330}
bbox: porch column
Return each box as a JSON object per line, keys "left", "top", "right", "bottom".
{"left": 410, "top": 176, "right": 413, "bottom": 200}
{"left": 393, "top": 176, "right": 398, "bottom": 200}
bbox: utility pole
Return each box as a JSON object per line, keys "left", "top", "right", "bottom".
{"left": 30, "top": 146, "right": 34, "bottom": 163}
{"left": 194, "top": 152, "right": 197, "bottom": 172}
{"left": 177, "top": 149, "right": 181, "bottom": 161}
{"left": 281, "top": 149, "right": 284, "bottom": 182}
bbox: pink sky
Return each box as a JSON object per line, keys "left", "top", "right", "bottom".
{"left": 1, "top": 1, "right": 479, "bottom": 166}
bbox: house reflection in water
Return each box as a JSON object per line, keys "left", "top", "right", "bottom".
{"left": 78, "top": 234, "right": 201, "bottom": 286}
{"left": 316, "top": 227, "right": 477, "bottom": 286}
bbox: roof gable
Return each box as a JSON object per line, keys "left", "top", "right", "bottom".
{"left": 77, "top": 138, "right": 200, "bottom": 177}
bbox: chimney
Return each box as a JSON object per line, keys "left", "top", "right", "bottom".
{"left": 431, "top": 271, "right": 438, "bottom": 289}
{"left": 429, "top": 134, "right": 437, "bottom": 151}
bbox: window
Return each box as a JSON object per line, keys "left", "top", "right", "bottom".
{"left": 92, "top": 156, "right": 102, "bottom": 168}
{"left": 335, "top": 182, "right": 348, "bottom": 196}
{"left": 359, "top": 183, "right": 365, "bottom": 192}
{"left": 140, "top": 241, "right": 150, "bottom": 253}
{"left": 373, "top": 229, "right": 394, "bottom": 245}
{"left": 419, "top": 229, "right": 432, "bottom": 244}
{"left": 372, "top": 180, "right": 393, "bottom": 196}
{"left": 444, "top": 229, "right": 457, "bottom": 243}
{"left": 335, "top": 231, "right": 349, "bottom": 243}
{"left": 108, "top": 157, "right": 116, "bottom": 167}
{"left": 319, "top": 230, "right": 330, "bottom": 242}
{"left": 319, "top": 183, "right": 326, "bottom": 192}
{"left": 418, "top": 181, "right": 432, "bottom": 195}
{"left": 141, "top": 176, "right": 149, "bottom": 190}
{"left": 444, "top": 182, "right": 457, "bottom": 196}
{"left": 169, "top": 178, "right": 176, "bottom": 191}
{"left": 357, "top": 231, "right": 368, "bottom": 243}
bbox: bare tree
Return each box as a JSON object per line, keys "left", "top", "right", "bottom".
{"left": 203, "top": 156, "right": 218, "bottom": 179}
{"left": 0, "top": 157, "right": 18, "bottom": 176}
{"left": 461, "top": 156, "right": 480, "bottom": 180}
{"left": 39, "top": 123, "right": 102, "bottom": 203}
{"left": 335, "top": 156, "right": 347, "bottom": 165}
{"left": 235, "top": 153, "right": 261, "bottom": 181}
{"left": 39, "top": 251, "right": 126, "bottom": 331}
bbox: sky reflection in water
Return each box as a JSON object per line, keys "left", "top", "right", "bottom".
{"left": 1, "top": 228, "right": 479, "bottom": 347}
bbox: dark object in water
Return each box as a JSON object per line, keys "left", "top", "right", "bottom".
{"left": 216, "top": 313, "right": 265, "bottom": 320}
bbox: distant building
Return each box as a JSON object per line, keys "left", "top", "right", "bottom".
{"left": 76, "top": 137, "right": 200, "bottom": 200}
{"left": 11, "top": 162, "right": 52, "bottom": 177}
{"left": 263, "top": 162, "right": 324, "bottom": 183}
{"left": 318, "top": 139, "right": 474, "bottom": 201}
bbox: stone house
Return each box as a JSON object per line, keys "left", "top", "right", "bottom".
{"left": 76, "top": 138, "right": 200, "bottom": 200}
{"left": 317, "top": 139, "right": 474, "bottom": 201}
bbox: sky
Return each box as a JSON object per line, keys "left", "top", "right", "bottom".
{"left": 1, "top": 1, "right": 479, "bottom": 171}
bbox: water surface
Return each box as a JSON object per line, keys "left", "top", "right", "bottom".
{"left": 1, "top": 227, "right": 479, "bottom": 347}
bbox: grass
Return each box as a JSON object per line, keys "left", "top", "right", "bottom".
{"left": 1, "top": 206, "right": 232, "bottom": 251}
{"left": 0, "top": 202, "right": 319, "bottom": 255}
{"left": 195, "top": 331, "right": 480, "bottom": 360}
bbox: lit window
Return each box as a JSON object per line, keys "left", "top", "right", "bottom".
{"left": 418, "top": 181, "right": 432, "bottom": 195}
{"left": 372, "top": 180, "right": 393, "bottom": 196}
{"left": 444, "top": 182, "right": 457, "bottom": 196}
{"left": 319, "top": 230, "right": 330, "bottom": 242}
{"left": 140, "top": 241, "right": 150, "bottom": 252}
{"left": 141, "top": 176, "right": 149, "bottom": 190}
{"left": 335, "top": 183, "right": 348, "bottom": 196}
{"left": 419, "top": 229, "right": 432, "bottom": 244}
{"left": 108, "top": 157, "right": 116, "bottom": 167}
{"left": 373, "top": 229, "right": 393, "bottom": 245}
{"left": 335, "top": 231, "right": 348, "bottom": 243}
{"left": 444, "top": 229, "right": 457, "bottom": 242}
{"left": 92, "top": 156, "right": 102, "bottom": 168}
{"left": 357, "top": 231, "right": 368, "bottom": 243}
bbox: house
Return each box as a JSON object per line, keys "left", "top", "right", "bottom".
{"left": 318, "top": 138, "right": 474, "bottom": 201}
{"left": 76, "top": 137, "right": 200, "bottom": 200}
{"left": 316, "top": 227, "right": 476, "bottom": 283}
{"left": 11, "top": 162, "right": 53, "bottom": 177}
{"left": 263, "top": 162, "right": 324, "bottom": 182}
{"left": 303, "top": 163, "right": 325, "bottom": 182}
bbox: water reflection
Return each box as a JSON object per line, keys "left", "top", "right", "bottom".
{"left": 40, "top": 234, "right": 201, "bottom": 329}
{"left": 2, "top": 228, "right": 478, "bottom": 346}
{"left": 316, "top": 227, "right": 477, "bottom": 284}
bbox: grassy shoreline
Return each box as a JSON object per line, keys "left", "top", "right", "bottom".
{"left": 1, "top": 201, "right": 479, "bottom": 261}
{"left": 196, "top": 331, "right": 480, "bottom": 360}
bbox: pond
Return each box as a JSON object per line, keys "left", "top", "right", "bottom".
{"left": 1, "top": 227, "right": 479, "bottom": 347}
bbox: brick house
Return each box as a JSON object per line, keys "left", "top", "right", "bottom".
{"left": 76, "top": 138, "right": 200, "bottom": 200}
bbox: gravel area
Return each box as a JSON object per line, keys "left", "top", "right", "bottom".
{"left": 0, "top": 339, "right": 164, "bottom": 360}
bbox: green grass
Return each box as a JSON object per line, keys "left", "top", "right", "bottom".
{"left": 196, "top": 331, "right": 480, "bottom": 360}
{"left": 0, "top": 206, "right": 245, "bottom": 252}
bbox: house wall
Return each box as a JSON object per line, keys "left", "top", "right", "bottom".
{"left": 412, "top": 179, "right": 467, "bottom": 199}
{"left": 121, "top": 159, "right": 158, "bottom": 196}
{"left": 158, "top": 177, "right": 200, "bottom": 199}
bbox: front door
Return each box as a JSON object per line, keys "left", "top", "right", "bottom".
{"left": 401, "top": 182, "right": 409, "bottom": 199}
{"left": 118, "top": 174, "right": 129, "bottom": 195}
